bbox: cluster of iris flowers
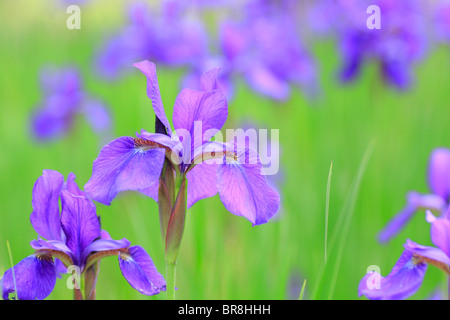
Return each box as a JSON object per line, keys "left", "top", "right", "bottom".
{"left": 1, "top": 60, "right": 280, "bottom": 299}
{"left": 2, "top": 0, "right": 450, "bottom": 300}
{"left": 359, "top": 148, "right": 450, "bottom": 300}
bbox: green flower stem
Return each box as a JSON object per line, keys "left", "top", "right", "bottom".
{"left": 165, "top": 260, "right": 177, "bottom": 300}
{"left": 163, "top": 177, "right": 187, "bottom": 300}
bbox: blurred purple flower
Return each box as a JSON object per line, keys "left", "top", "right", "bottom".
{"left": 359, "top": 208, "right": 450, "bottom": 300}
{"left": 184, "top": 0, "right": 319, "bottom": 101}
{"left": 30, "top": 66, "right": 111, "bottom": 142}
{"left": 378, "top": 148, "right": 450, "bottom": 243}
{"left": 1, "top": 169, "right": 165, "bottom": 300}
{"left": 85, "top": 60, "right": 280, "bottom": 226}
{"left": 309, "top": 0, "right": 427, "bottom": 90}
{"left": 94, "top": 0, "right": 208, "bottom": 80}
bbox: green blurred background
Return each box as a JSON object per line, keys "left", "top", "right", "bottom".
{"left": 0, "top": 0, "right": 449, "bottom": 300}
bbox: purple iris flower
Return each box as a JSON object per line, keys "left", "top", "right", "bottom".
{"left": 221, "top": 7, "right": 318, "bottom": 101}
{"left": 1, "top": 170, "right": 165, "bottom": 300}
{"left": 30, "top": 66, "right": 111, "bottom": 142}
{"left": 359, "top": 208, "right": 450, "bottom": 300}
{"left": 309, "top": 0, "right": 427, "bottom": 90}
{"left": 184, "top": 0, "right": 318, "bottom": 102}
{"left": 85, "top": 60, "right": 280, "bottom": 297}
{"left": 85, "top": 60, "right": 280, "bottom": 226}
{"left": 378, "top": 148, "right": 450, "bottom": 243}
{"left": 94, "top": 0, "right": 208, "bottom": 80}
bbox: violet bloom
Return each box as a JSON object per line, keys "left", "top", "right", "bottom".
{"left": 184, "top": 0, "right": 318, "bottom": 102}
{"left": 95, "top": 0, "right": 208, "bottom": 80}
{"left": 1, "top": 170, "right": 165, "bottom": 300}
{"left": 359, "top": 208, "right": 450, "bottom": 300}
{"left": 84, "top": 60, "right": 280, "bottom": 297}
{"left": 217, "top": 7, "right": 319, "bottom": 101}
{"left": 310, "top": 0, "right": 427, "bottom": 90}
{"left": 30, "top": 66, "right": 111, "bottom": 142}
{"left": 85, "top": 60, "right": 280, "bottom": 225}
{"left": 378, "top": 148, "right": 450, "bottom": 243}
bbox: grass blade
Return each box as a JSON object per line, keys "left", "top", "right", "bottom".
{"left": 326, "top": 140, "right": 375, "bottom": 300}
{"left": 324, "top": 161, "right": 333, "bottom": 264}
{"left": 311, "top": 140, "right": 375, "bottom": 299}
{"left": 298, "top": 279, "right": 307, "bottom": 300}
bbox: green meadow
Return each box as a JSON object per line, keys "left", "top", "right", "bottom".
{"left": 0, "top": 0, "right": 448, "bottom": 300}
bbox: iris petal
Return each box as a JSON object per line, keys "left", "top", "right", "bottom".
{"left": 172, "top": 76, "right": 227, "bottom": 152}
{"left": 358, "top": 247, "right": 427, "bottom": 300}
{"left": 187, "top": 162, "right": 219, "bottom": 209}
{"left": 30, "top": 169, "right": 65, "bottom": 241}
{"left": 133, "top": 60, "right": 172, "bottom": 135}
{"left": 60, "top": 190, "right": 101, "bottom": 267}
{"left": 82, "top": 238, "right": 131, "bottom": 264}
{"left": 378, "top": 192, "right": 446, "bottom": 243}
{"left": 119, "top": 246, "right": 166, "bottom": 296}
{"left": 84, "top": 136, "right": 166, "bottom": 205}
{"left": 2, "top": 254, "right": 57, "bottom": 300}
{"left": 428, "top": 148, "right": 450, "bottom": 202}
{"left": 406, "top": 239, "right": 450, "bottom": 268}
{"left": 430, "top": 217, "right": 450, "bottom": 259}
{"left": 217, "top": 145, "right": 280, "bottom": 225}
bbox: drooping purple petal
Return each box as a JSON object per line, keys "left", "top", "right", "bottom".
{"left": 119, "top": 245, "right": 166, "bottom": 295}
{"left": 2, "top": 254, "right": 57, "bottom": 300}
{"left": 84, "top": 136, "right": 166, "bottom": 205}
{"left": 381, "top": 59, "right": 411, "bottom": 90}
{"left": 428, "top": 148, "right": 450, "bottom": 202}
{"left": 30, "top": 170, "right": 65, "bottom": 241}
{"left": 186, "top": 162, "right": 219, "bottom": 208}
{"left": 133, "top": 60, "right": 172, "bottom": 135}
{"left": 358, "top": 247, "right": 427, "bottom": 300}
{"left": 217, "top": 145, "right": 280, "bottom": 225}
{"left": 60, "top": 190, "right": 101, "bottom": 267}
{"left": 378, "top": 192, "right": 446, "bottom": 243}
{"left": 139, "top": 181, "right": 160, "bottom": 202}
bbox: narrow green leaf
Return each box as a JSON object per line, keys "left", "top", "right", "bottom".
{"left": 324, "top": 161, "right": 333, "bottom": 264}
{"left": 299, "top": 279, "right": 307, "bottom": 300}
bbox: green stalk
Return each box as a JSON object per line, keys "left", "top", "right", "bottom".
{"left": 164, "top": 177, "right": 187, "bottom": 300}
{"left": 324, "top": 162, "right": 333, "bottom": 264}
{"left": 165, "top": 260, "right": 177, "bottom": 300}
